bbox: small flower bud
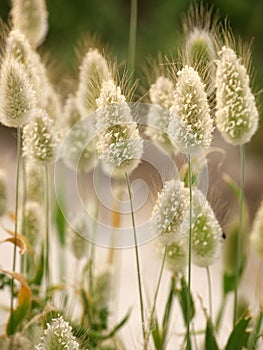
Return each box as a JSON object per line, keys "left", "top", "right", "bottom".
{"left": 168, "top": 66, "right": 213, "bottom": 154}
{"left": 11, "top": 0, "right": 48, "bottom": 48}
{"left": 0, "top": 57, "right": 36, "bottom": 128}
{"left": 215, "top": 46, "right": 259, "bottom": 145}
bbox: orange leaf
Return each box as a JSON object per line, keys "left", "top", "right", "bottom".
{"left": 0, "top": 237, "right": 26, "bottom": 255}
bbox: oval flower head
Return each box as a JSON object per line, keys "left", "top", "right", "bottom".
{"left": 23, "top": 109, "right": 59, "bottom": 164}
{"left": 77, "top": 48, "right": 112, "bottom": 118}
{"left": 146, "top": 76, "right": 176, "bottom": 154}
{"left": 0, "top": 57, "right": 36, "bottom": 128}
{"left": 191, "top": 189, "right": 222, "bottom": 267}
{"left": 11, "top": 0, "right": 48, "bottom": 48}
{"left": 96, "top": 80, "right": 143, "bottom": 178}
{"left": 157, "top": 238, "right": 187, "bottom": 272}
{"left": 151, "top": 180, "right": 189, "bottom": 244}
{"left": 35, "top": 315, "right": 81, "bottom": 350}
{"left": 215, "top": 46, "right": 259, "bottom": 145}
{"left": 250, "top": 200, "right": 263, "bottom": 259}
{"left": 168, "top": 66, "right": 213, "bottom": 154}
{"left": 64, "top": 95, "right": 82, "bottom": 128}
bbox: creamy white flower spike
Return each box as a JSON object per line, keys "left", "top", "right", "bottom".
{"left": 0, "top": 170, "right": 7, "bottom": 216}
{"left": 23, "top": 109, "right": 59, "bottom": 164}
{"left": 11, "top": 0, "right": 48, "bottom": 48}
{"left": 25, "top": 162, "right": 44, "bottom": 202}
{"left": 215, "top": 46, "right": 259, "bottom": 145}
{"left": 22, "top": 201, "right": 42, "bottom": 248}
{"left": 168, "top": 66, "right": 213, "bottom": 154}
{"left": 35, "top": 315, "right": 80, "bottom": 350}
{"left": 157, "top": 238, "right": 187, "bottom": 272}
{"left": 77, "top": 48, "right": 111, "bottom": 117}
{"left": 250, "top": 200, "right": 263, "bottom": 259}
{"left": 151, "top": 180, "right": 189, "bottom": 244}
{"left": 96, "top": 80, "right": 143, "bottom": 178}
{"left": 146, "top": 76, "right": 176, "bottom": 154}
{"left": 64, "top": 95, "right": 82, "bottom": 128}
{"left": 191, "top": 189, "right": 222, "bottom": 267}
{"left": 0, "top": 57, "right": 36, "bottom": 128}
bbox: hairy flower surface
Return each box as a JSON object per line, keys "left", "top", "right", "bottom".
{"left": 23, "top": 109, "right": 59, "bottom": 164}
{"left": 168, "top": 66, "right": 213, "bottom": 154}
{"left": 151, "top": 180, "right": 189, "bottom": 244}
{"left": 0, "top": 170, "right": 7, "bottom": 216}
{"left": 11, "top": 0, "right": 48, "bottom": 47}
{"left": 146, "top": 76, "right": 175, "bottom": 154}
{"left": 68, "top": 212, "right": 89, "bottom": 260}
{"left": 215, "top": 46, "right": 259, "bottom": 145}
{"left": 96, "top": 80, "right": 143, "bottom": 177}
{"left": 157, "top": 239, "right": 187, "bottom": 272}
{"left": 26, "top": 162, "right": 44, "bottom": 202}
{"left": 35, "top": 315, "right": 80, "bottom": 350}
{"left": 22, "top": 201, "right": 42, "bottom": 248}
{"left": 250, "top": 200, "right": 263, "bottom": 258}
{"left": 77, "top": 48, "right": 111, "bottom": 117}
{"left": 191, "top": 189, "right": 222, "bottom": 267}
{"left": 64, "top": 96, "right": 82, "bottom": 128}
{"left": 0, "top": 57, "right": 36, "bottom": 128}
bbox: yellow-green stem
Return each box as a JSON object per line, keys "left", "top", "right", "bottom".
{"left": 128, "top": 0, "right": 137, "bottom": 71}
{"left": 10, "top": 127, "right": 21, "bottom": 339}
{"left": 233, "top": 145, "right": 245, "bottom": 326}
{"left": 125, "top": 172, "right": 146, "bottom": 341}
{"left": 187, "top": 154, "right": 193, "bottom": 350}
{"left": 44, "top": 164, "right": 50, "bottom": 299}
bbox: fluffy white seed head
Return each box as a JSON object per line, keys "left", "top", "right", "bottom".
{"left": 168, "top": 66, "right": 213, "bottom": 154}
{"left": 0, "top": 57, "right": 36, "bottom": 128}
{"left": 11, "top": 0, "right": 48, "bottom": 48}
{"left": 151, "top": 180, "right": 189, "bottom": 244}
{"left": 44, "top": 83, "right": 63, "bottom": 127}
{"left": 22, "top": 201, "right": 42, "bottom": 248}
{"left": 64, "top": 95, "right": 82, "bottom": 128}
{"left": 157, "top": 239, "right": 187, "bottom": 272}
{"left": 35, "top": 315, "right": 80, "bottom": 350}
{"left": 250, "top": 200, "right": 263, "bottom": 259}
{"left": 23, "top": 109, "right": 59, "bottom": 164}
{"left": 67, "top": 212, "right": 89, "bottom": 260}
{"left": 146, "top": 76, "right": 176, "bottom": 154}
{"left": 0, "top": 170, "right": 7, "bottom": 216}
{"left": 77, "top": 48, "right": 111, "bottom": 117}
{"left": 25, "top": 162, "right": 44, "bottom": 202}
{"left": 191, "top": 189, "right": 222, "bottom": 267}
{"left": 215, "top": 46, "right": 259, "bottom": 145}
{"left": 96, "top": 80, "right": 143, "bottom": 178}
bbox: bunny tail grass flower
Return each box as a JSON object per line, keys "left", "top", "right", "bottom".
{"left": 146, "top": 76, "right": 176, "bottom": 154}
{"left": 215, "top": 46, "right": 259, "bottom": 145}
{"left": 11, "top": 0, "right": 48, "bottom": 48}
{"left": 168, "top": 65, "right": 213, "bottom": 155}
{"left": 23, "top": 109, "right": 59, "bottom": 164}
{"left": 4, "top": 333, "right": 34, "bottom": 350}
{"left": 67, "top": 212, "right": 89, "bottom": 260}
{"left": 151, "top": 180, "right": 189, "bottom": 244}
{"left": 0, "top": 57, "right": 36, "bottom": 128}
{"left": 77, "top": 48, "right": 112, "bottom": 117}
{"left": 96, "top": 80, "right": 143, "bottom": 178}
{"left": 25, "top": 162, "right": 44, "bottom": 202}
{"left": 22, "top": 201, "right": 42, "bottom": 248}
{"left": 64, "top": 95, "right": 82, "bottom": 128}
{"left": 35, "top": 315, "right": 81, "bottom": 350}
{"left": 250, "top": 200, "right": 263, "bottom": 258}
{"left": 0, "top": 170, "right": 7, "bottom": 216}
{"left": 157, "top": 239, "right": 187, "bottom": 272}
{"left": 191, "top": 189, "right": 222, "bottom": 267}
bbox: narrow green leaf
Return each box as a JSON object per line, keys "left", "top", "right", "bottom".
{"left": 225, "top": 313, "right": 251, "bottom": 350}
{"left": 247, "top": 311, "right": 263, "bottom": 350}
{"left": 54, "top": 192, "right": 66, "bottom": 246}
{"left": 205, "top": 319, "right": 219, "bottom": 350}
{"left": 175, "top": 275, "right": 195, "bottom": 326}
{"left": 151, "top": 318, "right": 163, "bottom": 350}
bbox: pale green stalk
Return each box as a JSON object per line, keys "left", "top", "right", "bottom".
{"left": 206, "top": 266, "right": 213, "bottom": 321}
{"left": 233, "top": 145, "right": 245, "bottom": 325}
{"left": 215, "top": 295, "right": 227, "bottom": 331}
{"left": 187, "top": 154, "right": 193, "bottom": 350}
{"left": 44, "top": 164, "right": 50, "bottom": 299}
{"left": 20, "top": 157, "right": 27, "bottom": 274}
{"left": 125, "top": 172, "right": 146, "bottom": 341}
{"left": 128, "top": 0, "right": 137, "bottom": 71}
{"left": 9, "top": 127, "right": 21, "bottom": 340}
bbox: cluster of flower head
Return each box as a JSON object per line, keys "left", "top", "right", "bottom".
{"left": 96, "top": 80, "right": 143, "bottom": 177}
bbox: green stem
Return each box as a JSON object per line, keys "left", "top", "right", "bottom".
{"left": 233, "top": 145, "right": 245, "bottom": 326}
{"left": 206, "top": 266, "right": 213, "bottom": 321}
{"left": 20, "top": 157, "right": 27, "bottom": 275}
{"left": 125, "top": 172, "right": 146, "bottom": 341}
{"left": 10, "top": 127, "right": 21, "bottom": 338}
{"left": 187, "top": 154, "right": 193, "bottom": 350}
{"left": 44, "top": 164, "right": 50, "bottom": 299}
{"left": 144, "top": 245, "right": 168, "bottom": 349}
{"left": 215, "top": 294, "right": 227, "bottom": 331}
{"left": 128, "top": 0, "right": 138, "bottom": 71}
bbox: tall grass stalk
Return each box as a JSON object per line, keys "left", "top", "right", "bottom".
{"left": 9, "top": 127, "right": 21, "bottom": 339}
{"left": 125, "top": 172, "right": 146, "bottom": 342}
{"left": 206, "top": 266, "right": 213, "bottom": 321}
{"left": 44, "top": 164, "right": 50, "bottom": 299}
{"left": 233, "top": 145, "right": 245, "bottom": 325}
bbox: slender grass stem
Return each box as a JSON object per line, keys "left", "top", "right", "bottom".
{"left": 125, "top": 172, "right": 146, "bottom": 341}
{"left": 20, "top": 158, "right": 27, "bottom": 275}
{"left": 144, "top": 245, "right": 168, "bottom": 349}
{"left": 128, "top": 0, "right": 137, "bottom": 71}
{"left": 9, "top": 127, "right": 21, "bottom": 338}
{"left": 206, "top": 266, "right": 213, "bottom": 321}
{"left": 187, "top": 154, "right": 193, "bottom": 350}
{"left": 215, "top": 295, "right": 227, "bottom": 331}
{"left": 233, "top": 145, "right": 245, "bottom": 326}
{"left": 44, "top": 164, "right": 50, "bottom": 299}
